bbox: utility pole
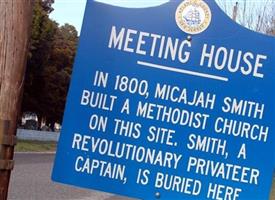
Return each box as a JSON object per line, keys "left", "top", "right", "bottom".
{"left": 0, "top": 1, "right": 33, "bottom": 200}
{"left": 232, "top": 2, "right": 239, "bottom": 21}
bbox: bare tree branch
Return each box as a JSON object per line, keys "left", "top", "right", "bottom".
{"left": 215, "top": 0, "right": 274, "bottom": 35}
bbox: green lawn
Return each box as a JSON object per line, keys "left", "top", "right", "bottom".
{"left": 272, "top": 178, "right": 275, "bottom": 200}
{"left": 15, "top": 140, "right": 57, "bottom": 152}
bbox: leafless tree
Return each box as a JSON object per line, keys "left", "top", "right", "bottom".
{"left": 215, "top": 0, "right": 275, "bottom": 35}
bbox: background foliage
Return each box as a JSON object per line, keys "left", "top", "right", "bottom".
{"left": 22, "top": 0, "right": 78, "bottom": 129}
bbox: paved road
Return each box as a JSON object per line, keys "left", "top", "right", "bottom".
{"left": 8, "top": 153, "right": 136, "bottom": 200}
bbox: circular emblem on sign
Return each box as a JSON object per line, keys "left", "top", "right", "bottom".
{"left": 175, "top": 0, "right": 212, "bottom": 34}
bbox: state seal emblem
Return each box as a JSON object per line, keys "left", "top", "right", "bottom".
{"left": 175, "top": 0, "right": 212, "bottom": 34}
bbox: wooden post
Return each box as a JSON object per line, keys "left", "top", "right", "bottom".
{"left": 0, "top": 1, "right": 33, "bottom": 199}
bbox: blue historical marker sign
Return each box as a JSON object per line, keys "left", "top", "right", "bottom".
{"left": 52, "top": 0, "right": 275, "bottom": 199}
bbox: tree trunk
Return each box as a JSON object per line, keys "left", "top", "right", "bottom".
{"left": 0, "top": 1, "right": 33, "bottom": 199}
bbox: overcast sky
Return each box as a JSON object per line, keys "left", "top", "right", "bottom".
{"left": 49, "top": 0, "right": 271, "bottom": 35}
{"left": 49, "top": 0, "right": 170, "bottom": 34}
{"left": 50, "top": 0, "right": 86, "bottom": 34}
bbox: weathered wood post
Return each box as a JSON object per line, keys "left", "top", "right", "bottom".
{"left": 0, "top": 1, "right": 33, "bottom": 199}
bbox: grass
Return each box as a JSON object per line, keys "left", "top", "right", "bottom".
{"left": 15, "top": 140, "right": 57, "bottom": 152}
{"left": 272, "top": 177, "right": 275, "bottom": 200}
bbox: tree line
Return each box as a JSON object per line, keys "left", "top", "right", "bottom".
{"left": 215, "top": 0, "right": 275, "bottom": 35}
{"left": 21, "top": 0, "right": 78, "bottom": 129}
